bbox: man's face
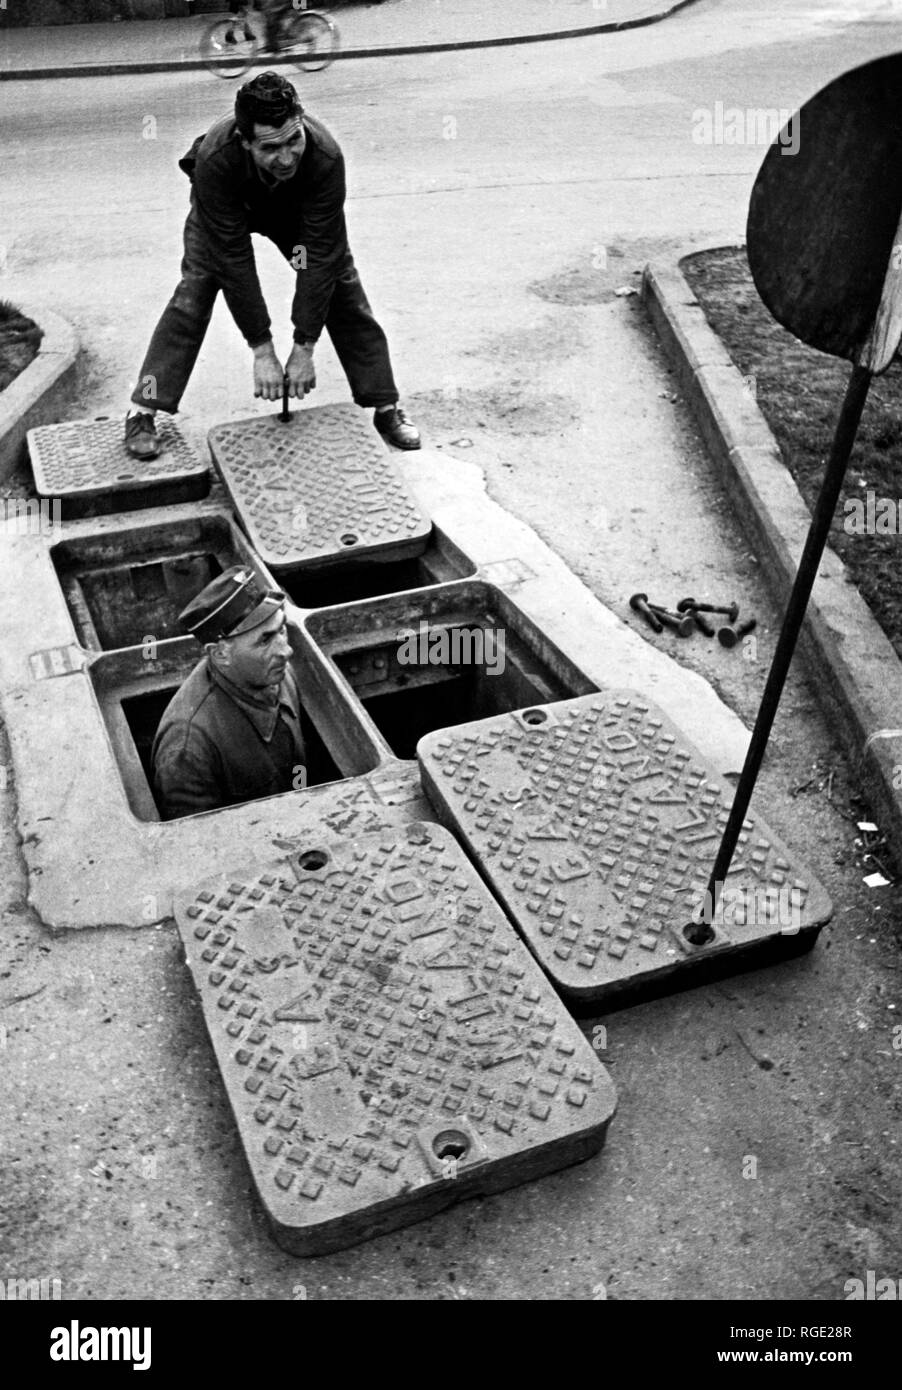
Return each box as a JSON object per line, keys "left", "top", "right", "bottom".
{"left": 243, "top": 115, "right": 306, "bottom": 182}
{"left": 215, "top": 607, "right": 292, "bottom": 690}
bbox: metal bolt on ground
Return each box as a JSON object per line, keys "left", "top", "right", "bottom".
{"left": 629, "top": 591, "right": 664, "bottom": 633}
{"left": 648, "top": 602, "right": 695, "bottom": 637}
{"left": 677, "top": 598, "right": 739, "bottom": 622}
{"left": 718, "top": 618, "right": 758, "bottom": 649}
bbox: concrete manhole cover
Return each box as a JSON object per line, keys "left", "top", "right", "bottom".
{"left": 173, "top": 822, "right": 616, "bottom": 1255}
{"left": 207, "top": 404, "right": 432, "bottom": 571}
{"left": 26, "top": 417, "right": 209, "bottom": 517}
{"left": 417, "top": 692, "right": 833, "bottom": 1003}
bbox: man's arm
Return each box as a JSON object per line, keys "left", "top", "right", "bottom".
{"left": 152, "top": 723, "right": 226, "bottom": 821}
{"left": 192, "top": 155, "right": 273, "bottom": 349}
{"left": 289, "top": 147, "right": 349, "bottom": 345}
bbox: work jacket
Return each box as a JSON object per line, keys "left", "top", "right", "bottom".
{"left": 179, "top": 111, "right": 348, "bottom": 349}
{"left": 151, "top": 656, "right": 307, "bottom": 820}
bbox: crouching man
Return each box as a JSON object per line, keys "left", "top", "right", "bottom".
{"left": 126, "top": 70, "right": 420, "bottom": 459}
{"left": 151, "top": 566, "right": 306, "bottom": 820}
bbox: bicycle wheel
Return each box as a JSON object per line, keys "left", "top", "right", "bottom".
{"left": 200, "top": 18, "right": 260, "bottom": 78}
{"left": 284, "top": 10, "right": 338, "bottom": 73}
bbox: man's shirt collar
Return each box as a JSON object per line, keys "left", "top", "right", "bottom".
{"left": 208, "top": 658, "right": 299, "bottom": 742}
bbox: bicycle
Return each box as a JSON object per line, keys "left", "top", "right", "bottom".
{"left": 200, "top": 3, "right": 339, "bottom": 78}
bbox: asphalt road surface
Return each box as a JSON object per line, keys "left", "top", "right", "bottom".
{"left": 1, "top": 0, "right": 900, "bottom": 1302}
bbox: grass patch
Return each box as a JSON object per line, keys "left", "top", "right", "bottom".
{"left": 683, "top": 246, "right": 902, "bottom": 658}
{"left": 0, "top": 300, "right": 43, "bottom": 394}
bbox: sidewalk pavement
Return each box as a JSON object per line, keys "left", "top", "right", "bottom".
{"left": 0, "top": 0, "right": 699, "bottom": 78}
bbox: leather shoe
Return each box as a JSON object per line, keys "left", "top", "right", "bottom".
{"left": 374, "top": 405, "right": 421, "bottom": 450}
{"left": 124, "top": 411, "right": 161, "bottom": 461}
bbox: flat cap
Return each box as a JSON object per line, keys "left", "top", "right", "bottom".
{"left": 179, "top": 566, "right": 286, "bottom": 645}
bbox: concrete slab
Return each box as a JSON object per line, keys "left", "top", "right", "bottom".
{"left": 27, "top": 415, "right": 209, "bottom": 518}
{"left": 208, "top": 404, "right": 431, "bottom": 571}
{"left": 0, "top": 441, "right": 766, "bottom": 930}
{"left": 173, "top": 821, "right": 617, "bottom": 1255}
{"left": 418, "top": 692, "right": 832, "bottom": 1004}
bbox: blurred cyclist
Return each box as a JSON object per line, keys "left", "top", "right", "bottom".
{"left": 226, "top": 0, "right": 296, "bottom": 50}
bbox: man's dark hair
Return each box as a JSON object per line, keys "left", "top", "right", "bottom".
{"left": 235, "top": 72, "right": 303, "bottom": 141}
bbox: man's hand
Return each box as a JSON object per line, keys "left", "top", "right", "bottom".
{"left": 253, "top": 341, "right": 285, "bottom": 401}
{"left": 285, "top": 342, "right": 316, "bottom": 399}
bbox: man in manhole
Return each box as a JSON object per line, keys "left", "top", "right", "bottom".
{"left": 125, "top": 71, "right": 420, "bottom": 459}
{"left": 151, "top": 566, "right": 307, "bottom": 819}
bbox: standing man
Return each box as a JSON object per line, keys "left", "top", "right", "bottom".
{"left": 126, "top": 71, "right": 420, "bottom": 459}
{"left": 151, "top": 566, "right": 306, "bottom": 820}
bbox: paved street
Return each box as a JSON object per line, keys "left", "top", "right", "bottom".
{"left": 1, "top": 0, "right": 901, "bottom": 1300}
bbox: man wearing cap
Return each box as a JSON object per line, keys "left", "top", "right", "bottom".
{"left": 125, "top": 70, "right": 420, "bottom": 459}
{"left": 151, "top": 566, "right": 307, "bottom": 820}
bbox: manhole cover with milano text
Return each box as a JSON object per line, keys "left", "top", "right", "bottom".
{"left": 207, "top": 403, "right": 431, "bottom": 572}
{"left": 417, "top": 692, "right": 833, "bottom": 1003}
{"left": 173, "top": 822, "right": 616, "bottom": 1256}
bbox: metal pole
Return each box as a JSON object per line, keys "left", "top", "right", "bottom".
{"left": 280, "top": 375, "right": 290, "bottom": 423}
{"left": 700, "top": 362, "right": 873, "bottom": 925}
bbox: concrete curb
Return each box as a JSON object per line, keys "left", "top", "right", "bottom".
{"left": 643, "top": 248, "right": 902, "bottom": 871}
{"left": 0, "top": 304, "right": 79, "bottom": 485}
{"left": 0, "top": 0, "right": 700, "bottom": 81}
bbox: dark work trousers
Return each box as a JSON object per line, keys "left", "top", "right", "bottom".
{"left": 131, "top": 210, "right": 400, "bottom": 413}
